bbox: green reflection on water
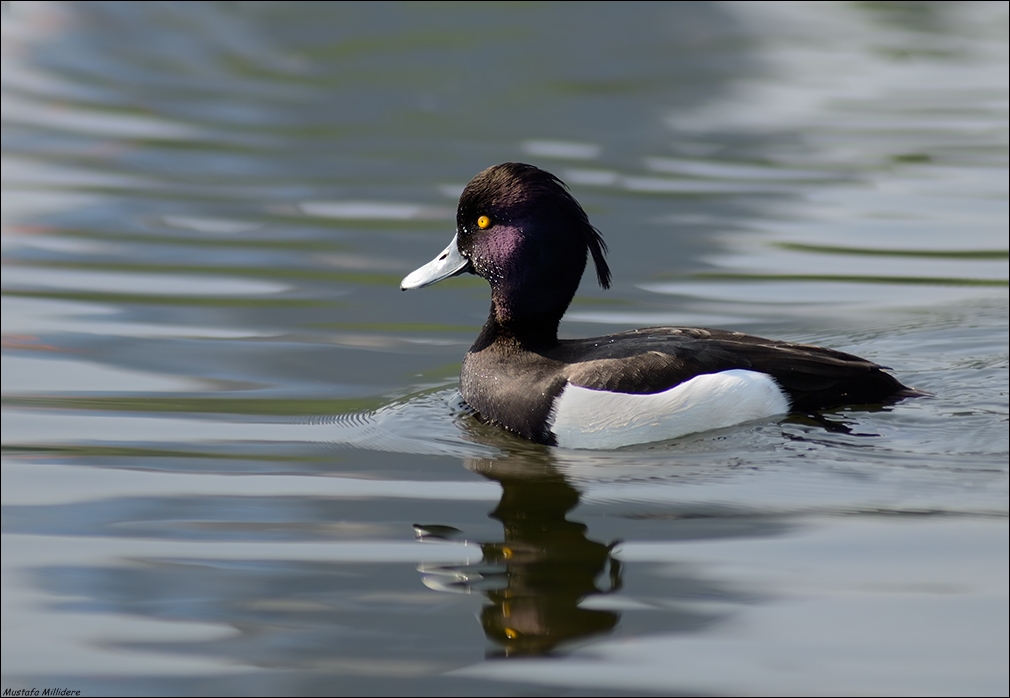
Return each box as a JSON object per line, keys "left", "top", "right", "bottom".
{"left": 59, "top": 228, "right": 348, "bottom": 251}
{"left": 3, "top": 290, "right": 333, "bottom": 307}
{"left": 774, "top": 242, "right": 1009, "bottom": 260}
{"left": 3, "top": 395, "right": 384, "bottom": 416}
{"left": 310, "top": 322, "right": 477, "bottom": 332}
{"left": 690, "top": 272, "right": 1007, "bottom": 286}
{"left": 3, "top": 444, "right": 333, "bottom": 462}
{"left": 9, "top": 261, "right": 404, "bottom": 286}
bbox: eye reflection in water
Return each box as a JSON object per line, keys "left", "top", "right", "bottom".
{"left": 415, "top": 451, "right": 621, "bottom": 658}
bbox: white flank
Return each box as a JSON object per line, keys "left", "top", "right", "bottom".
{"left": 549, "top": 369, "right": 790, "bottom": 450}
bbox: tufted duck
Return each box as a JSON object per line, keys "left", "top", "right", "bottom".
{"left": 401, "top": 163, "right": 921, "bottom": 448}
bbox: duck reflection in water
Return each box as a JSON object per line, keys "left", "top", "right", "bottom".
{"left": 415, "top": 449, "right": 621, "bottom": 657}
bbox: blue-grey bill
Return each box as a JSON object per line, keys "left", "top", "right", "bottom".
{"left": 400, "top": 234, "right": 471, "bottom": 290}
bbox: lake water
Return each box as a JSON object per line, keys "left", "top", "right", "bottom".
{"left": 2, "top": 2, "right": 1007, "bottom": 695}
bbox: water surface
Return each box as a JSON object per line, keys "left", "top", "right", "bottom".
{"left": 2, "top": 2, "right": 1007, "bottom": 695}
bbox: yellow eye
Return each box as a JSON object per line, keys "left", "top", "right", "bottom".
{"left": 477, "top": 215, "right": 491, "bottom": 229}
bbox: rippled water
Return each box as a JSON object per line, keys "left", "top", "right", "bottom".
{"left": 2, "top": 2, "right": 1008, "bottom": 695}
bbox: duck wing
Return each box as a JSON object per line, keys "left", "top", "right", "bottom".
{"left": 554, "top": 327, "right": 920, "bottom": 412}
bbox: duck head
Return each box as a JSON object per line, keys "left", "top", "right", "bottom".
{"left": 402, "top": 163, "right": 610, "bottom": 342}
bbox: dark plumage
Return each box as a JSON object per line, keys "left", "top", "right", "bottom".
{"left": 403, "top": 163, "right": 922, "bottom": 447}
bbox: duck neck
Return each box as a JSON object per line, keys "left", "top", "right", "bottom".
{"left": 472, "top": 302, "right": 560, "bottom": 352}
